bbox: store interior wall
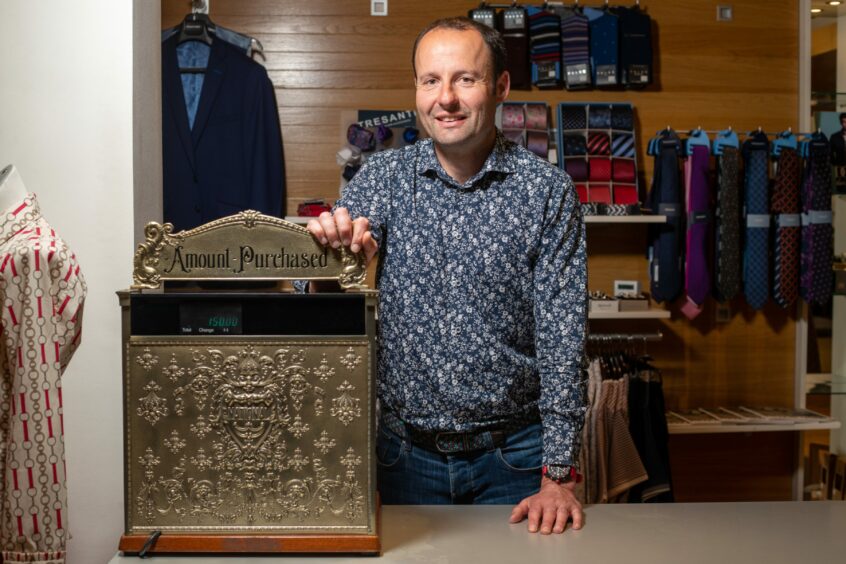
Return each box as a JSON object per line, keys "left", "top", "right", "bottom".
{"left": 161, "top": 0, "right": 802, "bottom": 501}
{"left": 0, "top": 1, "right": 153, "bottom": 562}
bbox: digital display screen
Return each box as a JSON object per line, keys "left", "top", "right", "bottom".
{"left": 179, "top": 302, "right": 243, "bottom": 335}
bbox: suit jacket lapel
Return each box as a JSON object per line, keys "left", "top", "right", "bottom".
{"left": 191, "top": 38, "right": 228, "bottom": 147}
{"left": 162, "top": 34, "right": 196, "bottom": 172}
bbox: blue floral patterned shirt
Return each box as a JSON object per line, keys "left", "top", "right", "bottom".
{"left": 323, "top": 132, "right": 587, "bottom": 466}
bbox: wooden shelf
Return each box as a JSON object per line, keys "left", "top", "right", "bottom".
{"left": 588, "top": 309, "right": 670, "bottom": 319}
{"left": 669, "top": 421, "right": 841, "bottom": 435}
{"left": 584, "top": 215, "right": 666, "bottom": 224}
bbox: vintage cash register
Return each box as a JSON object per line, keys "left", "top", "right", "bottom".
{"left": 117, "top": 211, "right": 379, "bottom": 554}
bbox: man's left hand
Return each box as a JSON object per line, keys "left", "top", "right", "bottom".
{"left": 509, "top": 477, "right": 584, "bottom": 534}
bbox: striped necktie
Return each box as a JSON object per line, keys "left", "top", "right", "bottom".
{"left": 770, "top": 147, "right": 801, "bottom": 308}
{"left": 742, "top": 135, "right": 771, "bottom": 310}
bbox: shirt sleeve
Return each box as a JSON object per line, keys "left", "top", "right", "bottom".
{"left": 292, "top": 151, "right": 395, "bottom": 293}
{"left": 0, "top": 238, "right": 86, "bottom": 564}
{"left": 532, "top": 173, "right": 588, "bottom": 467}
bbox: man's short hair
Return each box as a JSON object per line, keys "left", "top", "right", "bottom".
{"left": 411, "top": 17, "right": 507, "bottom": 81}
{"left": 839, "top": 112, "right": 846, "bottom": 121}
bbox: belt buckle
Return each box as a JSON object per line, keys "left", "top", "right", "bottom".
{"left": 434, "top": 431, "right": 467, "bottom": 454}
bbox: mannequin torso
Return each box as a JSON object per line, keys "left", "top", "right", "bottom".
{"left": 0, "top": 164, "right": 28, "bottom": 212}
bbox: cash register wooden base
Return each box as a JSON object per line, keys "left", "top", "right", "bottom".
{"left": 118, "top": 499, "right": 381, "bottom": 555}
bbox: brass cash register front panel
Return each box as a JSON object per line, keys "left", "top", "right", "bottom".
{"left": 125, "top": 337, "right": 374, "bottom": 535}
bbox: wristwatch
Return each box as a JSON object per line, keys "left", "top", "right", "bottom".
{"left": 542, "top": 465, "right": 580, "bottom": 484}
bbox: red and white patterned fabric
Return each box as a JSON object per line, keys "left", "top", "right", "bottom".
{"left": 0, "top": 195, "right": 86, "bottom": 564}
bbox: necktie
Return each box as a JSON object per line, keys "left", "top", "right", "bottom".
{"left": 584, "top": 8, "right": 619, "bottom": 86}
{"left": 565, "top": 158, "right": 589, "bottom": 181}
{"left": 614, "top": 6, "right": 653, "bottom": 87}
{"left": 801, "top": 138, "right": 834, "bottom": 304}
{"left": 587, "top": 132, "right": 611, "bottom": 155}
{"left": 714, "top": 147, "right": 741, "bottom": 302}
{"left": 527, "top": 7, "right": 562, "bottom": 89}
{"left": 648, "top": 134, "right": 683, "bottom": 303}
{"left": 611, "top": 133, "right": 635, "bottom": 157}
{"left": 525, "top": 104, "right": 548, "bottom": 129}
{"left": 589, "top": 105, "right": 612, "bottom": 129}
{"left": 560, "top": 12, "right": 590, "bottom": 89}
{"left": 497, "top": 8, "right": 531, "bottom": 90}
{"left": 561, "top": 105, "right": 587, "bottom": 130}
{"left": 527, "top": 130, "right": 549, "bottom": 159}
{"left": 564, "top": 135, "right": 588, "bottom": 156}
{"left": 681, "top": 145, "right": 712, "bottom": 319}
{"left": 576, "top": 183, "right": 588, "bottom": 203}
{"left": 770, "top": 147, "right": 801, "bottom": 308}
{"left": 742, "top": 136, "right": 770, "bottom": 310}
{"left": 611, "top": 106, "right": 634, "bottom": 130}
{"left": 503, "top": 129, "right": 526, "bottom": 147}
{"left": 501, "top": 104, "right": 525, "bottom": 129}
{"left": 589, "top": 158, "right": 612, "bottom": 181}
{"left": 612, "top": 159, "right": 636, "bottom": 182}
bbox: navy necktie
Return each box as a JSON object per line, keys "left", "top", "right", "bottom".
{"left": 742, "top": 135, "right": 771, "bottom": 310}
{"left": 714, "top": 147, "right": 741, "bottom": 302}
{"left": 801, "top": 138, "right": 834, "bottom": 304}
{"left": 648, "top": 134, "right": 683, "bottom": 303}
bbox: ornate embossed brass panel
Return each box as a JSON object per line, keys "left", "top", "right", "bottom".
{"left": 125, "top": 337, "right": 375, "bottom": 535}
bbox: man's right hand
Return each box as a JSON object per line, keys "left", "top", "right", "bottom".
{"left": 306, "top": 207, "right": 379, "bottom": 266}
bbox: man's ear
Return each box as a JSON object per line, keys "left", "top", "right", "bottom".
{"left": 495, "top": 71, "right": 511, "bottom": 103}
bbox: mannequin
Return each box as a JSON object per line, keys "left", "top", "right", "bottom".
{"left": 0, "top": 164, "right": 28, "bottom": 212}
{"left": 0, "top": 165, "right": 87, "bottom": 564}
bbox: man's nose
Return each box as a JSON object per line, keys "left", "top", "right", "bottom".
{"left": 437, "top": 82, "right": 458, "bottom": 107}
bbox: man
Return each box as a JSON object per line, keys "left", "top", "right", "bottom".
{"left": 830, "top": 112, "right": 846, "bottom": 166}
{"left": 306, "top": 17, "right": 587, "bottom": 535}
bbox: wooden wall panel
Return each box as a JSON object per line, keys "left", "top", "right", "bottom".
{"left": 162, "top": 0, "right": 801, "bottom": 501}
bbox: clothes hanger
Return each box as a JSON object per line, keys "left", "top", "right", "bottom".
{"left": 177, "top": 12, "right": 214, "bottom": 47}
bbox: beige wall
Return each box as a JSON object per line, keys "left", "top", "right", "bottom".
{"left": 0, "top": 1, "right": 147, "bottom": 562}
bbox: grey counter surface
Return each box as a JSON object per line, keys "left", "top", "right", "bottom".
{"left": 110, "top": 502, "right": 846, "bottom": 564}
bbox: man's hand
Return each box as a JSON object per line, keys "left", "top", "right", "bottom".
{"left": 509, "top": 477, "right": 584, "bottom": 534}
{"left": 306, "top": 207, "right": 378, "bottom": 265}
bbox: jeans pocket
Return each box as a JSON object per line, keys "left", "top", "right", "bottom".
{"left": 376, "top": 429, "right": 406, "bottom": 469}
{"left": 495, "top": 447, "right": 543, "bottom": 473}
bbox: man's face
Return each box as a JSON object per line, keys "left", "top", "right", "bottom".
{"left": 840, "top": 116, "right": 846, "bottom": 130}
{"left": 414, "top": 28, "right": 509, "bottom": 154}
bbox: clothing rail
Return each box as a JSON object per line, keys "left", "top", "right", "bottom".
{"left": 588, "top": 331, "right": 663, "bottom": 342}
{"left": 661, "top": 126, "right": 823, "bottom": 137}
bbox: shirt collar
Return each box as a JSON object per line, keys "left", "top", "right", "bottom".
{"left": 415, "top": 130, "right": 516, "bottom": 188}
{"left": 0, "top": 194, "right": 41, "bottom": 246}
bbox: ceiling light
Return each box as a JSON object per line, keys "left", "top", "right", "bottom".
{"left": 828, "top": 1, "right": 841, "bottom": 6}
{"left": 811, "top": 8, "right": 823, "bottom": 12}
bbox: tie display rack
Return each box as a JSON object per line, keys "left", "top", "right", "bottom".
{"left": 557, "top": 102, "right": 639, "bottom": 213}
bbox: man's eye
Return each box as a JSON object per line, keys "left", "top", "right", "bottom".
{"left": 459, "top": 76, "right": 475, "bottom": 85}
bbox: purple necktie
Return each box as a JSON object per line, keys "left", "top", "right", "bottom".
{"left": 682, "top": 145, "right": 712, "bottom": 319}
{"left": 801, "top": 139, "right": 834, "bottom": 304}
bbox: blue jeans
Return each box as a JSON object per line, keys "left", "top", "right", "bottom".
{"left": 376, "top": 421, "right": 543, "bottom": 504}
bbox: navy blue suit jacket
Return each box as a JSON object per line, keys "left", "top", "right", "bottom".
{"left": 162, "top": 34, "right": 285, "bottom": 232}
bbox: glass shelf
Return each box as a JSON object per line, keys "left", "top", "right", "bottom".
{"left": 805, "top": 374, "right": 846, "bottom": 396}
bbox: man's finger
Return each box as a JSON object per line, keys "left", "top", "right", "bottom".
{"left": 509, "top": 499, "right": 529, "bottom": 523}
{"left": 350, "top": 217, "right": 369, "bottom": 253}
{"left": 527, "top": 505, "right": 542, "bottom": 533}
{"left": 318, "top": 211, "right": 340, "bottom": 249}
{"left": 570, "top": 504, "right": 584, "bottom": 530}
{"left": 552, "top": 508, "right": 569, "bottom": 534}
{"left": 539, "top": 506, "right": 557, "bottom": 535}
{"left": 306, "top": 219, "right": 328, "bottom": 245}
{"left": 335, "top": 208, "right": 353, "bottom": 247}
{"left": 362, "top": 231, "right": 379, "bottom": 263}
